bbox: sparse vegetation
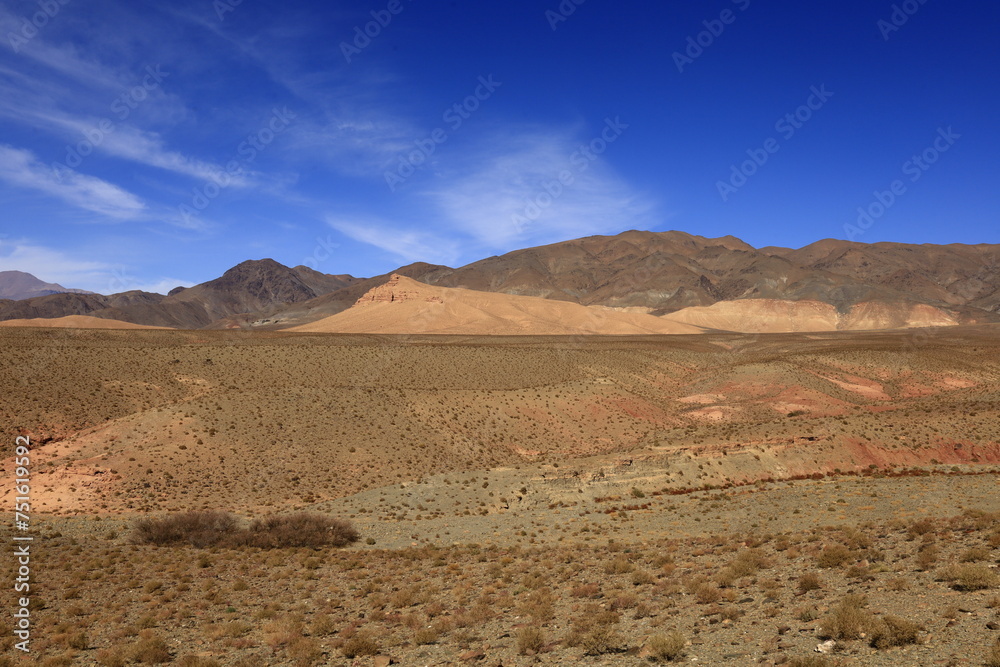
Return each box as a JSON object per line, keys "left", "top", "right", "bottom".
{"left": 132, "top": 511, "right": 359, "bottom": 549}
{"left": 4, "top": 328, "right": 1000, "bottom": 664}
{"left": 646, "top": 631, "right": 686, "bottom": 662}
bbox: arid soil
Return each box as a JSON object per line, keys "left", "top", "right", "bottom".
{"left": 1, "top": 325, "right": 1000, "bottom": 665}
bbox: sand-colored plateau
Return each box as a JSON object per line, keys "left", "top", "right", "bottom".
{"left": 285, "top": 274, "right": 706, "bottom": 336}
{"left": 663, "top": 299, "right": 959, "bottom": 333}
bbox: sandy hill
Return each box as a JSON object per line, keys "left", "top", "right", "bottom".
{"left": 663, "top": 299, "right": 959, "bottom": 333}
{"left": 285, "top": 274, "right": 705, "bottom": 335}
{"left": 0, "top": 315, "right": 172, "bottom": 329}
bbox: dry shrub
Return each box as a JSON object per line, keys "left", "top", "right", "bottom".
{"left": 96, "top": 648, "right": 128, "bottom": 667}
{"left": 819, "top": 594, "right": 874, "bottom": 640}
{"left": 887, "top": 577, "right": 909, "bottom": 591}
{"left": 960, "top": 546, "right": 991, "bottom": 563}
{"left": 693, "top": 583, "right": 721, "bottom": 604}
{"left": 797, "top": 572, "right": 822, "bottom": 593}
{"left": 310, "top": 614, "right": 336, "bottom": 636}
{"left": 571, "top": 583, "right": 601, "bottom": 598}
{"left": 605, "top": 556, "right": 634, "bottom": 575}
{"left": 916, "top": 544, "right": 938, "bottom": 571}
{"left": 287, "top": 637, "right": 322, "bottom": 665}
{"left": 246, "top": 513, "right": 360, "bottom": 548}
{"left": 647, "top": 631, "right": 686, "bottom": 662}
{"left": 611, "top": 592, "right": 638, "bottom": 611}
{"left": 730, "top": 548, "right": 771, "bottom": 576}
{"left": 130, "top": 631, "right": 171, "bottom": 664}
{"left": 907, "top": 518, "right": 936, "bottom": 538}
{"left": 868, "top": 615, "right": 921, "bottom": 649}
{"left": 816, "top": 545, "right": 854, "bottom": 569}
{"left": 341, "top": 632, "right": 379, "bottom": 658}
{"left": 565, "top": 606, "right": 622, "bottom": 654}
{"left": 414, "top": 627, "right": 439, "bottom": 645}
{"left": 518, "top": 588, "right": 555, "bottom": 623}
{"left": 631, "top": 569, "right": 656, "bottom": 586}
{"left": 131, "top": 511, "right": 359, "bottom": 549}
{"left": 579, "top": 625, "right": 625, "bottom": 656}
{"left": 132, "top": 511, "right": 238, "bottom": 547}
{"left": 938, "top": 564, "right": 999, "bottom": 591}
{"left": 516, "top": 626, "right": 546, "bottom": 655}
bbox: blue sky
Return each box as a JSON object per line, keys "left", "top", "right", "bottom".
{"left": 0, "top": 0, "right": 997, "bottom": 294}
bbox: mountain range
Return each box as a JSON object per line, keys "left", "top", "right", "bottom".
{"left": 2, "top": 231, "right": 998, "bottom": 333}
{"left": 0, "top": 270, "right": 95, "bottom": 301}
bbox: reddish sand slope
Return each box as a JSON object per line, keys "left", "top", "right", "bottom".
{"left": 662, "top": 299, "right": 958, "bottom": 333}
{"left": 285, "top": 275, "right": 705, "bottom": 335}
{"left": 0, "top": 315, "right": 173, "bottom": 330}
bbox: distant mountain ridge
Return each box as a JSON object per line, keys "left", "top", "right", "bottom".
{"left": 0, "top": 261, "right": 359, "bottom": 329}
{"left": 267, "top": 231, "right": 1000, "bottom": 331}
{"left": 0, "top": 270, "right": 95, "bottom": 300}
{"left": 1, "top": 231, "right": 997, "bottom": 332}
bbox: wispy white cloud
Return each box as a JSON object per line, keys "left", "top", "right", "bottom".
{"left": 0, "top": 145, "right": 146, "bottom": 219}
{"left": 0, "top": 75, "right": 241, "bottom": 185}
{"left": 328, "top": 126, "right": 658, "bottom": 265}
{"left": 0, "top": 239, "right": 111, "bottom": 290}
{"left": 0, "top": 238, "right": 194, "bottom": 295}
{"left": 426, "top": 129, "right": 657, "bottom": 249}
{"left": 0, "top": 5, "right": 124, "bottom": 90}
{"left": 327, "top": 215, "right": 460, "bottom": 266}
{"left": 95, "top": 124, "right": 250, "bottom": 185}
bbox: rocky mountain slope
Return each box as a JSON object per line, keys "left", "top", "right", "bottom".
{"left": 0, "top": 260, "right": 357, "bottom": 329}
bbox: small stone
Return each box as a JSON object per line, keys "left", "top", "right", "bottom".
{"left": 459, "top": 650, "right": 486, "bottom": 662}
{"left": 373, "top": 657, "right": 393, "bottom": 667}
{"left": 816, "top": 639, "right": 836, "bottom": 654}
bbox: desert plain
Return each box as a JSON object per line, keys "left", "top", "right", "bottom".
{"left": 2, "top": 320, "right": 1000, "bottom": 666}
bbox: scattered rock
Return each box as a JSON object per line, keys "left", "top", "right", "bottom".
{"left": 459, "top": 650, "right": 486, "bottom": 661}
{"left": 815, "top": 640, "right": 836, "bottom": 654}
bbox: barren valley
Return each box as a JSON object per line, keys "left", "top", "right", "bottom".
{"left": 2, "top": 324, "right": 1000, "bottom": 665}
